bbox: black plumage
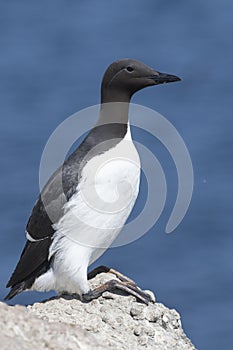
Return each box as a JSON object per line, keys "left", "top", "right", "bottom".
{"left": 5, "top": 58, "right": 180, "bottom": 301}
{"left": 5, "top": 124, "right": 127, "bottom": 299}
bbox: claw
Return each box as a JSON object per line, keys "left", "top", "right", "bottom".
{"left": 83, "top": 279, "right": 154, "bottom": 305}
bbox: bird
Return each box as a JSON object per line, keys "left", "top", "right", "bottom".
{"left": 5, "top": 58, "right": 181, "bottom": 303}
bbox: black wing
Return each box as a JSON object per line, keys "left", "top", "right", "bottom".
{"left": 5, "top": 150, "right": 82, "bottom": 300}
{"left": 5, "top": 238, "right": 52, "bottom": 299}
{"left": 5, "top": 124, "right": 127, "bottom": 299}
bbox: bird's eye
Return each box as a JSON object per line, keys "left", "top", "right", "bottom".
{"left": 126, "top": 66, "right": 134, "bottom": 72}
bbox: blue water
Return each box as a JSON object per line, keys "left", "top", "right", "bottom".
{"left": 1, "top": 1, "right": 233, "bottom": 349}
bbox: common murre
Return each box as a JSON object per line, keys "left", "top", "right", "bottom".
{"left": 5, "top": 59, "right": 181, "bottom": 303}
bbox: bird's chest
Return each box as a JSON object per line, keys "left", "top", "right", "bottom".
{"left": 79, "top": 137, "right": 141, "bottom": 214}
{"left": 53, "top": 138, "right": 141, "bottom": 248}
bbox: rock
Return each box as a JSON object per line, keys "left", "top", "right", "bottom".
{"left": 0, "top": 302, "right": 104, "bottom": 350}
{"left": 1, "top": 272, "right": 197, "bottom": 350}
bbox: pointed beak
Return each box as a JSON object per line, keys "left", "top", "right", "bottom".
{"left": 148, "top": 71, "right": 181, "bottom": 84}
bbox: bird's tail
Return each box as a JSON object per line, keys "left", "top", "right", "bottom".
{"left": 4, "top": 238, "right": 52, "bottom": 300}
{"left": 4, "top": 281, "right": 26, "bottom": 300}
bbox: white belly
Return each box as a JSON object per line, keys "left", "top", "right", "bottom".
{"left": 33, "top": 130, "right": 140, "bottom": 295}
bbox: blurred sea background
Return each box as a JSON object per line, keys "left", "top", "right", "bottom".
{"left": 0, "top": 1, "right": 233, "bottom": 349}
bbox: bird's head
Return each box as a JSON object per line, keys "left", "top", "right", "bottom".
{"left": 101, "top": 58, "right": 181, "bottom": 103}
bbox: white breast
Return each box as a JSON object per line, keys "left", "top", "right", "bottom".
{"left": 35, "top": 126, "right": 141, "bottom": 295}
{"left": 53, "top": 125, "right": 140, "bottom": 251}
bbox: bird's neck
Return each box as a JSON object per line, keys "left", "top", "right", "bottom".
{"left": 101, "top": 86, "right": 131, "bottom": 103}
{"left": 98, "top": 86, "right": 131, "bottom": 125}
{"left": 97, "top": 101, "right": 130, "bottom": 126}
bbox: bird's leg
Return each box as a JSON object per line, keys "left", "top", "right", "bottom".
{"left": 82, "top": 279, "right": 153, "bottom": 305}
{"left": 88, "top": 265, "right": 137, "bottom": 287}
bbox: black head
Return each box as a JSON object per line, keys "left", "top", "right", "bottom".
{"left": 101, "top": 58, "right": 181, "bottom": 103}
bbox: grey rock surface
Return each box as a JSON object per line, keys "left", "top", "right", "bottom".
{"left": 0, "top": 302, "right": 104, "bottom": 350}
{"left": 2, "top": 272, "right": 197, "bottom": 350}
